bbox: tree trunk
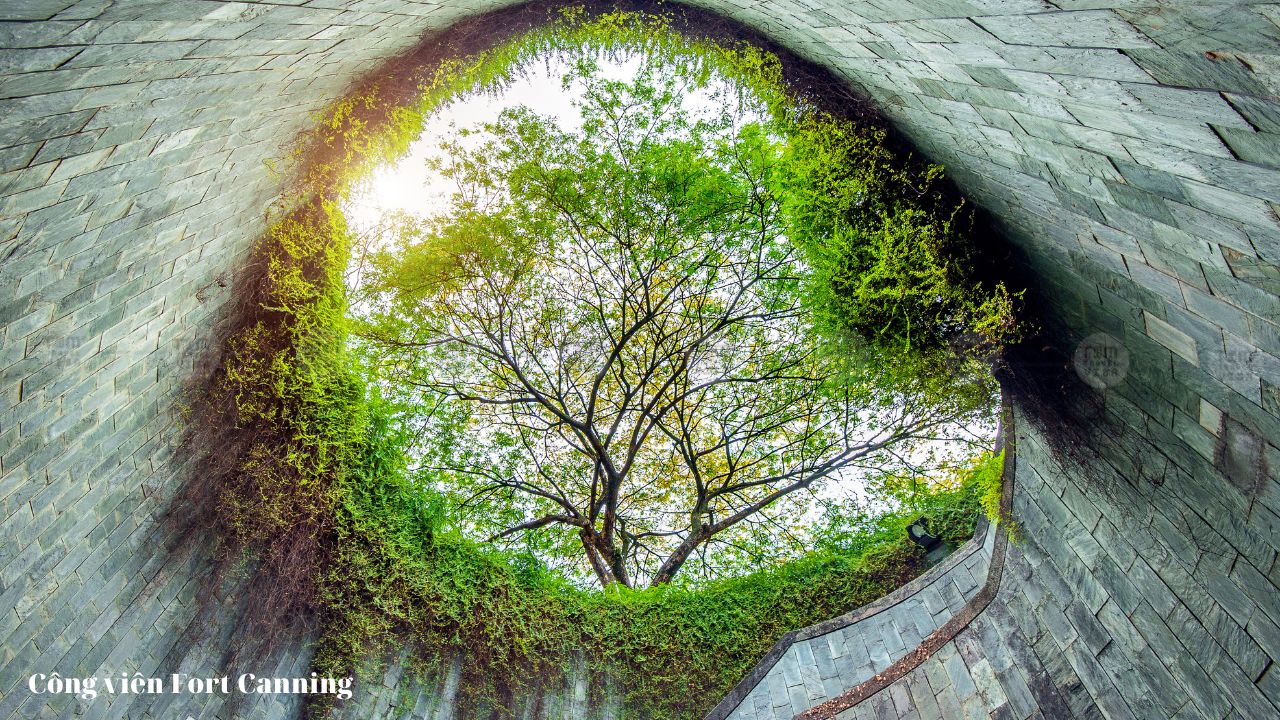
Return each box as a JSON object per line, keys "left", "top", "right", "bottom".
{"left": 649, "top": 531, "right": 705, "bottom": 586}
{"left": 580, "top": 529, "right": 628, "bottom": 589}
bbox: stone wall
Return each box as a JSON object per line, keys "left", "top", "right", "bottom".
{"left": 0, "top": 2, "right": 523, "bottom": 718}
{"left": 340, "top": 523, "right": 997, "bottom": 720}
{"left": 2, "top": 1, "right": 1279, "bottom": 719}
{"left": 335, "top": 652, "right": 621, "bottom": 720}
{"left": 830, "top": 405, "right": 1280, "bottom": 720}
{"left": 716, "top": 518, "right": 997, "bottom": 720}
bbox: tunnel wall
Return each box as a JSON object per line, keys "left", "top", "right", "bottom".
{"left": 1, "top": 1, "right": 1278, "bottom": 719}
{"left": 0, "top": 2, "right": 521, "bottom": 718}
{"left": 716, "top": 515, "right": 998, "bottom": 720}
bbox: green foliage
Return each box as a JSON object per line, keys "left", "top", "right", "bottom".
{"left": 812, "top": 449, "right": 1004, "bottom": 557}
{"left": 354, "top": 52, "right": 975, "bottom": 589}
{"left": 412, "top": 6, "right": 792, "bottom": 130}
{"left": 971, "top": 449, "right": 1007, "bottom": 526}
{"left": 351, "top": 31, "right": 1013, "bottom": 589}
{"left": 196, "top": 200, "right": 366, "bottom": 658}
{"left": 193, "top": 6, "right": 1015, "bottom": 720}
{"left": 781, "top": 115, "right": 1020, "bottom": 360}
{"left": 311, "top": 398, "right": 956, "bottom": 717}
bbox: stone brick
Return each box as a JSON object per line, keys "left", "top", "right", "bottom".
{"left": 1225, "top": 93, "right": 1280, "bottom": 134}
{"left": 1217, "top": 127, "right": 1280, "bottom": 173}
{"left": 1143, "top": 310, "right": 1199, "bottom": 364}
{"left": 1126, "top": 49, "right": 1271, "bottom": 98}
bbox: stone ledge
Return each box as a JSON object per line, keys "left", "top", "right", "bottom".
{"left": 708, "top": 395, "right": 1014, "bottom": 720}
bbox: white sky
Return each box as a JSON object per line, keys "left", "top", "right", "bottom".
{"left": 342, "top": 52, "right": 743, "bottom": 234}
{"left": 346, "top": 55, "right": 625, "bottom": 231}
{"left": 344, "top": 66, "right": 577, "bottom": 230}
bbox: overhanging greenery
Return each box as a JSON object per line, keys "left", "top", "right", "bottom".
{"left": 181, "top": 6, "right": 1014, "bottom": 719}
{"left": 351, "top": 48, "right": 1004, "bottom": 591}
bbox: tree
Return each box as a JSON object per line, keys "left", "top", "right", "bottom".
{"left": 355, "top": 55, "right": 995, "bottom": 589}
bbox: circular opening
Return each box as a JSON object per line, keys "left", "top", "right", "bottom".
{"left": 193, "top": 6, "right": 1020, "bottom": 716}
{"left": 340, "top": 36, "right": 1007, "bottom": 589}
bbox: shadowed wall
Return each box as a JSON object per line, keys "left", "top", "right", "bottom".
{"left": 1, "top": 1, "right": 1278, "bottom": 718}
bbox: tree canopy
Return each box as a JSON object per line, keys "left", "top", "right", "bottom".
{"left": 189, "top": 11, "right": 1015, "bottom": 716}
{"left": 352, "top": 51, "right": 1008, "bottom": 589}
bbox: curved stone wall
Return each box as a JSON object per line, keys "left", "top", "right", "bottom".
{"left": 715, "top": 515, "right": 998, "bottom": 720}
{"left": 827, "top": 404, "right": 1280, "bottom": 720}
{"left": 0, "top": 3, "right": 523, "bottom": 718}
{"left": 342, "top": 520, "right": 1000, "bottom": 720}
{"left": 2, "top": 1, "right": 1279, "bottom": 719}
